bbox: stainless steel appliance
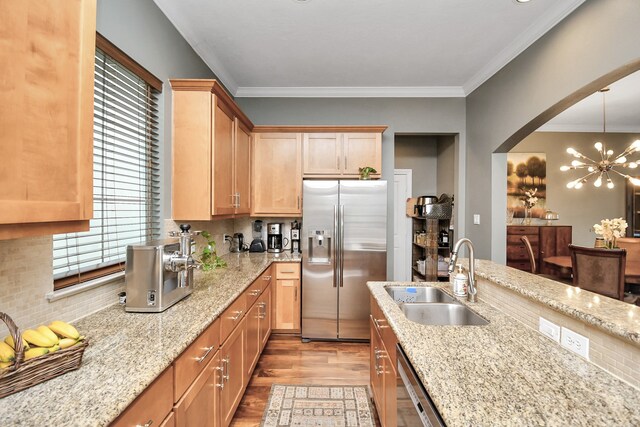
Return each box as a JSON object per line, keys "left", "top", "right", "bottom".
{"left": 249, "top": 220, "right": 266, "bottom": 253}
{"left": 291, "top": 220, "right": 301, "bottom": 254}
{"left": 396, "top": 344, "right": 445, "bottom": 426}
{"left": 302, "top": 180, "right": 387, "bottom": 341}
{"left": 227, "top": 232, "right": 246, "bottom": 253}
{"left": 267, "top": 223, "right": 288, "bottom": 253}
{"left": 125, "top": 224, "right": 199, "bottom": 313}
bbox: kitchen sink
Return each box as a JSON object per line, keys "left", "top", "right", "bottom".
{"left": 401, "top": 303, "right": 489, "bottom": 326}
{"left": 385, "top": 286, "right": 455, "bottom": 304}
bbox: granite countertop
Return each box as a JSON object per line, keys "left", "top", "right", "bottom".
{"left": 0, "top": 252, "right": 300, "bottom": 426}
{"left": 472, "top": 259, "right": 640, "bottom": 346}
{"left": 369, "top": 281, "right": 640, "bottom": 427}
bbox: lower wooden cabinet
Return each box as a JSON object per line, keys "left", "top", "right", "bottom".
{"left": 258, "top": 284, "right": 272, "bottom": 351}
{"left": 174, "top": 352, "right": 221, "bottom": 427}
{"left": 370, "top": 297, "right": 398, "bottom": 427}
{"left": 273, "top": 263, "right": 301, "bottom": 332}
{"left": 219, "top": 316, "right": 246, "bottom": 427}
{"left": 245, "top": 295, "right": 261, "bottom": 380}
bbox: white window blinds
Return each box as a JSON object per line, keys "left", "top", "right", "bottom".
{"left": 53, "top": 46, "right": 161, "bottom": 288}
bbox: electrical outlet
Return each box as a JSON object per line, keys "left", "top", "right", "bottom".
{"left": 561, "top": 327, "right": 589, "bottom": 359}
{"left": 473, "top": 214, "right": 480, "bottom": 225}
{"left": 538, "top": 317, "right": 560, "bottom": 342}
{"left": 223, "top": 234, "right": 231, "bottom": 241}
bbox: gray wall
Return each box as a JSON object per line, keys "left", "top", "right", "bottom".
{"left": 437, "top": 135, "right": 456, "bottom": 197}
{"left": 394, "top": 135, "right": 438, "bottom": 197}
{"left": 512, "top": 132, "right": 634, "bottom": 246}
{"left": 97, "top": 0, "right": 219, "bottom": 222}
{"left": 466, "top": 0, "right": 640, "bottom": 259}
{"left": 236, "top": 97, "right": 467, "bottom": 277}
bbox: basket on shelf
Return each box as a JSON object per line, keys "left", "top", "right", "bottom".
{"left": 0, "top": 312, "right": 88, "bottom": 398}
{"left": 423, "top": 194, "right": 453, "bottom": 220}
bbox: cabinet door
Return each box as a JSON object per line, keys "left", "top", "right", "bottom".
{"left": 383, "top": 353, "right": 397, "bottom": 427}
{"left": 274, "top": 279, "right": 300, "bottom": 331}
{"left": 174, "top": 353, "right": 221, "bottom": 427}
{"left": 303, "top": 133, "right": 342, "bottom": 176}
{"left": 244, "top": 301, "right": 261, "bottom": 381}
{"left": 212, "top": 97, "right": 235, "bottom": 216}
{"left": 219, "top": 317, "right": 246, "bottom": 427}
{"left": 258, "top": 284, "right": 272, "bottom": 351}
{"left": 369, "top": 317, "right": 384, "bottom": 420}
{"left": 342, "top": 133, "right": 382, "bottom": 176}
{"left": 234, "top": 120, "right": 251, "bottom": 214}
{"left": 251, "top": 133, "right": 302, "bottom": 216}
{"left": 0, "top": 0, "right": 96, "bottom": 239}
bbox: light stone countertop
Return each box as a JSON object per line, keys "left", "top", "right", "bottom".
{"left": 472, "top": 259, "right": 640, "bottom": 346}
{"left": 0, "top": 252, "right": 300, "bottom": 426}
{"left": 369, "top": 280, "right": 640, "bottom": 427}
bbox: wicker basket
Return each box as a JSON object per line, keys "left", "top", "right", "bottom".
{"left": 423, "top": 195, "right": 453, "bottom": 220}
{"left": 0, "top": 312, "right": 88, "bottom": 398}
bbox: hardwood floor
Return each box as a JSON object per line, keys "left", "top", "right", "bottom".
{"left": 230, "top": 334, "right": 380, "bottom": 427}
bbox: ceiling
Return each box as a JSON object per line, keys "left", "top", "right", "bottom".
{"left": 154, "top": 0, "right": 584, "bottom": 97}
{"left": 539, "top": 70, "right": 640, "bottom": 133}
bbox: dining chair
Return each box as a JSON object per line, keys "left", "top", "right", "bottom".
{"left": 616, "top": 237, "right": 640, "bottom": 287}
{"left": 569, "top": 244, "right": 626, "bottom": 301}
{"left": 520, "top": 236, "right": 560, "bottom": 280}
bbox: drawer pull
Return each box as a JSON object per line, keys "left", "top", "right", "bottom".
{"left": 258, "top": 302, "right": 267, "bottom": 319}
{"left": 136, "top": 421, "right": 153, "bottom": 427}
{"left": 195, "top": 345, "right": 215, "bottom": 363}
{"left": 249, "top": 289, "right": 261, "bottom": 296}
{"left": 215, "top": 364, "right": 225, "bottom": 389}
{"left": 263, "top": 275, "right": 272, "bottom": 281}
{"left": 280, "top": 271, "right": 295, "bottom": 274}
{"left": 223, "top": 357, "right": 230, "bottom": 382}
{"left": 373, "top": 318, "right": 388, "bottom": 330}
{"left": 231, "top": 310, "right": 243, "bottom": 321}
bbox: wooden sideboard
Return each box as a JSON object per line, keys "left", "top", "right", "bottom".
{"left": 507, "top": 225, "right": 572, "bottom": 274}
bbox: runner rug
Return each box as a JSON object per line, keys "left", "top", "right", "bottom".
{"left": 260, "top": 384, "right": 375, "bottom": 427}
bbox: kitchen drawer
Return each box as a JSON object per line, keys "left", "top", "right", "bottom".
{"left": 370, "top": 295, "right": 396, "bottom": 367}
{"left": 507, "top": 261, "right": 531, "bottom": 271}
{"left": 507, "top": 234, "right": 538, "bottom": 245}
{"left": 259, "top": 266, "right": 273, "bottom": 291}
{"left": 174, "top": 318, "right": 221, "bottom": 402}
{"left": 506, "top": 245, "right": 533, "bottom": 261}
{"left": 112, "top": 366, "right": 174, "bottom": 427}
{"left": 507, "top": 226, "right": 539, "bottom": 235}
{"left": 221, "top": 296, "right": 247, "bottom": 344}
{"left": 245, "top": 280, "right": 263, "bottom": 308}
{"left": 275, "top": 262, "right": 300, "bottom": 279}
{"left": 160, "top": 411, "right": 175, "bottom": 427}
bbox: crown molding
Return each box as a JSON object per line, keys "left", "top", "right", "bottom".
{"left": 537, "top": 124, "right": 640, "bottom": 133}
{"left": 234, "top": 86, "right": 466, "bottom": 98}
{"left": 463, "top": 0, "right": 585, "bottom": 95}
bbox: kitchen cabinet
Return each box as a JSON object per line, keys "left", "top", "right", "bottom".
{"left": 245, "top": 294, "right": 261, "bottom": 381}
{"left": 370, "top": 296, "right": 397, "bottom": 427}
{"left": 273, "top": 263, "right": 301, "bottom": 332}
{"left": 112, "top": 366, "right": 174, "bottom": 427}
{"left": 0, "top": 0, "right": 96, "bottom": 240}
{"left": 251, "top": 133, "right": 302, "bottom": 216}
{"left": 245, "top": 278, "right": 272, "bottom": 379}
{"left": 174, "top": 352, "right": 221, "bottom": 427}
{"left": 258, "top": 283, "right": 272, "bottom": 351}
{"left": 506, "top": 225, "right": 572, "bottom": 274}
{"left": 219, "top": 317, "right": 246, "bottom": 427}
{"left": 303, "top": 133, "right": 382, "bottom": 178}
{"left": 171, "top": 79, "right": 253, "bottom": 220}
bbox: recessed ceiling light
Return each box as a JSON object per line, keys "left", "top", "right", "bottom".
{"left": 292, "top": 0, "right": 312, "bottom": 3}
{"left": 515, "top": 0, "right": 531, "bottom": 3}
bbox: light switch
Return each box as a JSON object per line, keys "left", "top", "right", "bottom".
{"left": 473, "top": 214, "right": 480, "bottom": 225}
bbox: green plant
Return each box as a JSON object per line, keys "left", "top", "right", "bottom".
{"left": 196, "top": 231, "right": 227, "bottom": 271}
{"left": 358, "top": 166, "right": 377, "bottom": 179}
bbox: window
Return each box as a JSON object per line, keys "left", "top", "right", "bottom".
{"left": 53, "top": 34, "right": 162, "bottom": 290}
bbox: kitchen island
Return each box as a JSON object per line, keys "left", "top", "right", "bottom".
{"left": 368, "top": 259, "right": 640, "bottom": 426}
{"left": 0, "top": 252, "right": 299, "bottom": 426}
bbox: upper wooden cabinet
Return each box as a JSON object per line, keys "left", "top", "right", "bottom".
{"left": 171, "top": 79, "right": 253, "bottom": 220}
{"left": 251, "top": 133, "right": 303, "bottom": 216}
{"left": 303, "top": 132, "right": 382, "bottom": 178}
{"left": 0, "top": 0, "right": 96, "bottom": 240}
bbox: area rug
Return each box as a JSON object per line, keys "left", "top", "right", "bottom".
{"left": 260, "top": 384, "right": 375, "bottom": 427}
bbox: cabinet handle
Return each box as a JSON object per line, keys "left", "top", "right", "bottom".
{"left": 195, "top": 345, "right": 215, "bottom": 363}
{"left": 373, "top": 318, "right": 388, "bottom": 330}
{"left": 231, "top": 310, "right": 243, "bottom": 321}
{"left": 297, "top": 196, "right": 300, "bottom": 210}
{"left": 223, "top": 357, "right": 230, "bottom": 382}
{"left": 345, "top": 155, "right": 347, "bottom": 170}
{"left": 249, "top": 289, "right": 261, "bottom": 296}
{"left": 215, "top": 364, "right": 225, "bottom": 390}
{"left": 337, "top": 157, "right": 339, "bottom": 169}
{"left": 263, "top": 275, "right": 272, "bottom": 281}
{"left": 258, "top": 302, "right": 267, "bottom": 319}
{"left": 294, "top": 287, "right": 297, "bottom": 301}
{"left": 136, "top": 421, "right": 153, "bottom": 427}
{"left": 236, "top": 193, "right": 240, "bottom": 208}
{"left": 281, "top": 271, "right": 295, "bottom": 274}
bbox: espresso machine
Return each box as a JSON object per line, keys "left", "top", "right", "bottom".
{"left": 290, "top": 220, "right": 301, "bottom": 254}
{"left": 125, "top": 224, "right": 199, "bottom": 312}
{"left": 267, "top": 223, "right": 287, "bottom": 253}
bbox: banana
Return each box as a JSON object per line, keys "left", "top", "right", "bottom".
{"left": 4, "top": 335, "right": 29, "bottom": 351}
{"left": 36, "top": 326, "right": 59, "bottom": 345}
{"left": 48, "top": 344, "right": 60, "bottom": 353}
{"left": 58, "top": 338, "right": 78, "bottom": 349}
{"left": 0, "top": 341, "right": 15, "bottom": 362}
{"left": 23, "top": 329, "right": 57, "bottom": 348}
{"left": 48, "top": 320, "right": 80, "bottom": 340}
{"left": 24, "top": 347, "right": 49, "bottom": 360}
{"left": 0, "top": 361, "right": 13, "bottom": 369}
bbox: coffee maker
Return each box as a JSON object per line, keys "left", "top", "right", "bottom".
{"left": 267, "top": 223, "right": 286, "bottom": 253}
{"left": 290, "top": 220, "right": 301, "bottom": 254}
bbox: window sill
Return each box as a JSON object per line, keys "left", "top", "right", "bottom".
{"left": 46, "top": 271, "right": 125, "bottom": 303}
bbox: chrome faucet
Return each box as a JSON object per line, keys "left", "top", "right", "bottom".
{"left": 448, "top": 238, "right": 477, "bottom": 303}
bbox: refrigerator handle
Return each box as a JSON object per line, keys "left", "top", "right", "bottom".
{"left": 333, "top": 205, "right": 339, "bottom": 288}
{"left": 340, "top": 205, "right": 345, "bottom": 287}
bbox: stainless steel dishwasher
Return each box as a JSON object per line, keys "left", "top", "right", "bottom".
{"left": 396, "top": 345, "right": 445, "bottom": 427}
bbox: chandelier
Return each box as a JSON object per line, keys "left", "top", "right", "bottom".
{"left": 561, "top": 87, "right": 640, "bottom": 189}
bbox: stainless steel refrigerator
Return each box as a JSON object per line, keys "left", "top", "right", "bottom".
{"left": 302, "top": 180, "right": 387, "bottom": 341}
